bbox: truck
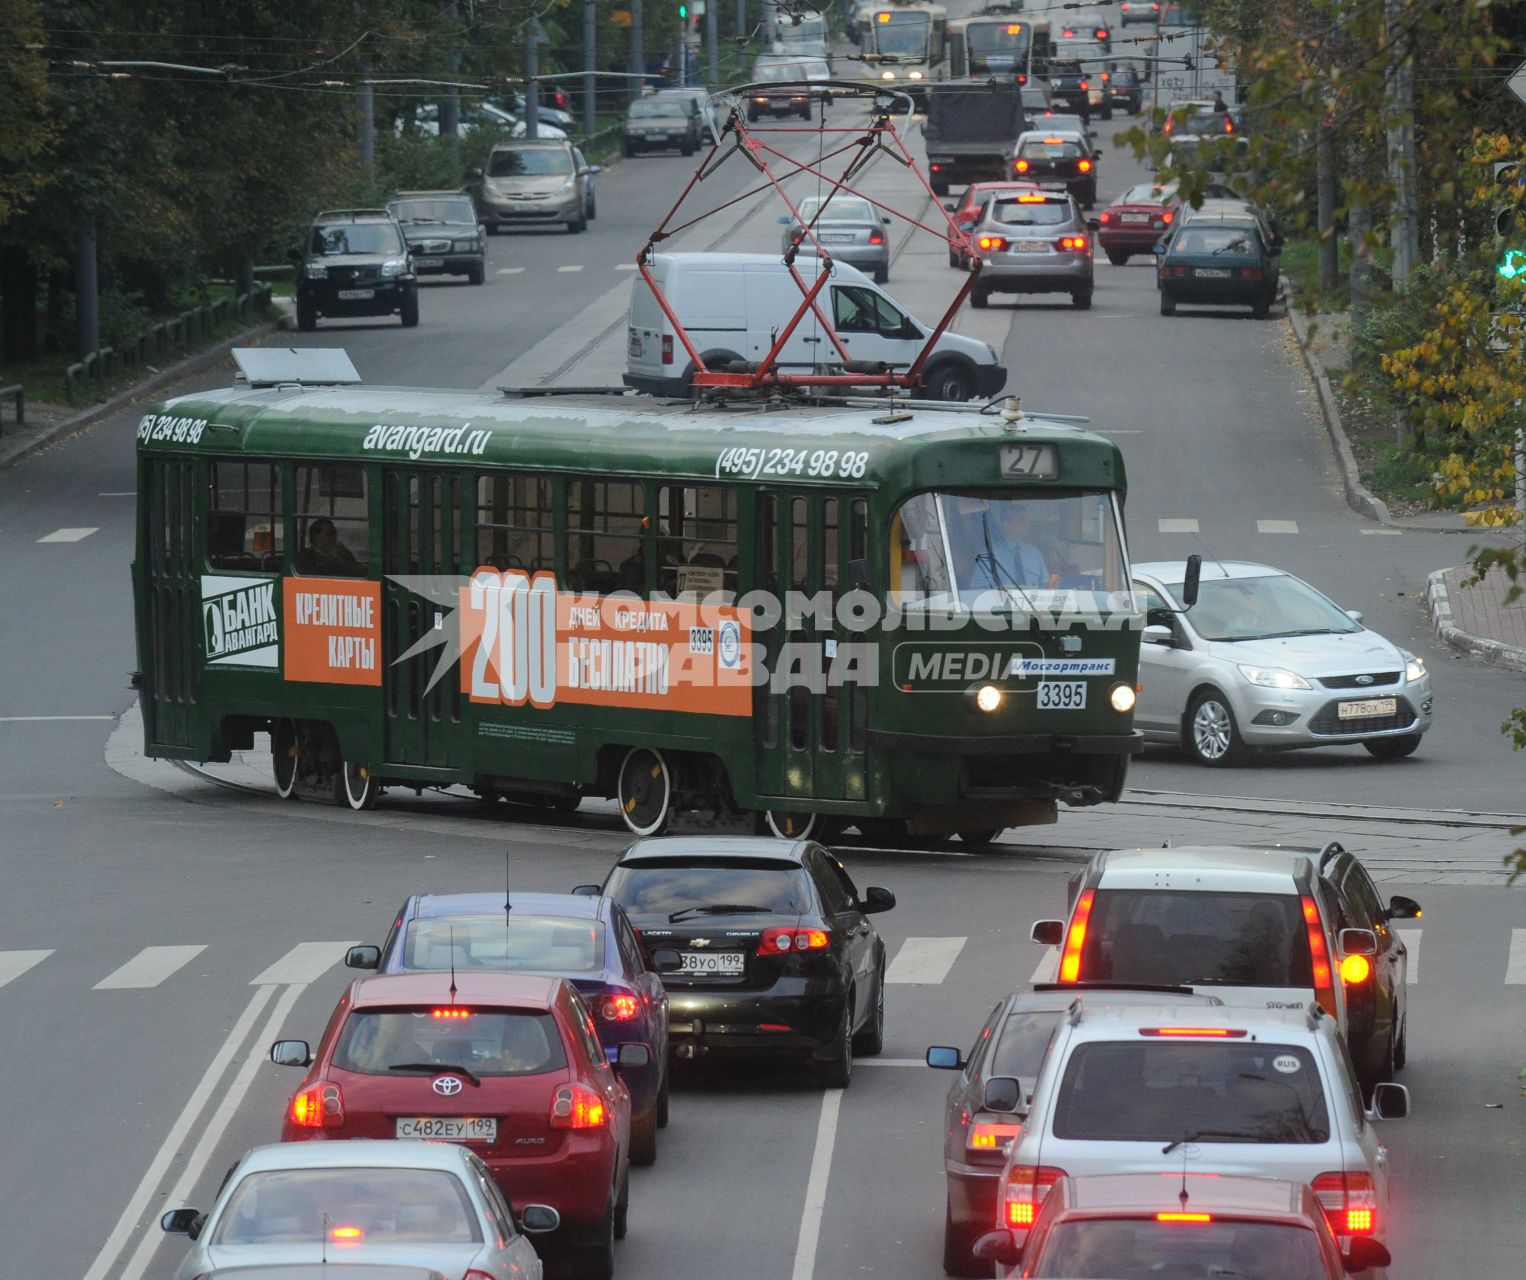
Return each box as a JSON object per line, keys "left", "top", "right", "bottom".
{"left": 922, "top": 81, "right": 1027, "bottom": 195}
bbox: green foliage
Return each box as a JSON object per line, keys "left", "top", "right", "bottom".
{"left": 0, "top": 0, "right": 56, "bottom": 224}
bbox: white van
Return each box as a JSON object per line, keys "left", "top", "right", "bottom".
{"left": 624, "top": 253, "right": 1006, "bottom": 401}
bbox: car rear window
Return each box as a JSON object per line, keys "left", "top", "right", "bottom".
{"left": 487, "top": 147, "right": 572, "bottom": 177}
{"left": 989, "top": 198, "right": 1069, "bottom": 225}
{"left": 333, "top": 1008, "right": 567, "bottom": 1077}
{"left": 990, "top": 1009, "right": 1063, "bottom": 1078}
{"left": 1170, "top": 225, "right": 1259, "bottom": 256}
{"left": 1120, "top": 183, "right": 1172, "bottom": 204}
{"left": 606, "top": 859, "right": 809, "bottom": 916}
{"left": 390, "top": 198, "right": 475, "bottom": 225}
{"left": 1019, "top": 138, "right": 1083, "bottom": 159}
{"left": 403, "top": 915, "right": 603, "bottom": 973}
{"left": 213, "top": 1167, "right": 481, "bottom": 1244}
{"left": 1078, "top": 889, "right": 1312, "bottom": 988}
{"left": 1054, "top": 1041, "right": 1331, "bottom": 1143}
{"left": 1033, "top": 1218, "right": 1327, "bottom": 1279}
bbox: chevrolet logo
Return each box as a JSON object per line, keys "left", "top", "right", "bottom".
{"left": 689, "top": 938, "right": 711, "bottom": 947}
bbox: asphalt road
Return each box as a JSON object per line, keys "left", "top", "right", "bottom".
{"left": 0, "top": 17, "right": 1523, "bottom": 1280}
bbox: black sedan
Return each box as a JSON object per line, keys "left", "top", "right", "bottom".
{"left": 578, "top": 837, "right": 894, "bottom": 1087}
{"left": 1155, "top": 209, "right": 1281, "bottom": 317}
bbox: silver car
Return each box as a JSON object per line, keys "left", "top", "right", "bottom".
{"left": 969, "top": 190, "right": 1097, "bottom": 310}
{"left": 780, "top": 194, "right": 894, "bottom": 283}
{"left": 163, "top": 1141, "right": 558, "bottom": 1280}
{"left": 1133, "top": 560, "right": 1434, "bottom": 765}
{"left": 468, "top": 140, "right": 601, "bottom": 234}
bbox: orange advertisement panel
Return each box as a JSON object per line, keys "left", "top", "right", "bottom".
{"left": 459, "top": 568, "right": 753, "bottom": 716}
{"left": 284, "top": 577, "right": 383, "bottom": 686}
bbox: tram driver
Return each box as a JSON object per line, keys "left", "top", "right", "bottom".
{"left": 947, "top": 496, "right": 1055, "bottom": 592}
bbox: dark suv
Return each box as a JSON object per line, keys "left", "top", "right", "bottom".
{"left": 386, "top": 190, "right": 486, "bottom": 285}
{"left": 292, "top": 208, "right": 418, "bottom": 330}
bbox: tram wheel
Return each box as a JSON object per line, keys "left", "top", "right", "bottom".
{"left": 336, "top": 760, "right": 378, "bottom": 811}
{"left": 617, "top": 747, "right": 672, "bottom": 837}
{"left": 272, "top": 719, "right": 300, "bottom": 800}
{"left": 764, "top": 810, "right": 822, "bottom": 840}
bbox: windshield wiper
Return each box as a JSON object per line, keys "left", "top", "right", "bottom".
{"left": 388, "top": 1061, "right": 480, "bottom": 1086}
{"left": 1161, "top": 1128, "right": 1265, "bottom": 1153}
{"left": 668, "top": 904, "right": 777, "bottom": 922}
{"left": 1260, "top": 628, "right": 1342, "bottom": 638}
{"left": 977, "top": 510, "right": 1040, "bottom": 617}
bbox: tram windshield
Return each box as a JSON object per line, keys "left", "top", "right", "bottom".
{"left": 869, "top": 12, "right": 933, "bottom": 60}
{"left": 965, "top": 20, "right": 1031, "bottom": 75}
{"left": 891, "top": 489, "right": 1132, "bottom": 613}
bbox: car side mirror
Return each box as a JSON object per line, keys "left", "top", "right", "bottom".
{"left": 778, "top": 214, "right": 792, "bottom": 224}
{"left": 468, "top": 166, "right": 483, "bottom": 180}
{"left": 959, "top": 219, "right": 975, "bottom": 231}
{"left": 345, "top": 944, "right": 380, "bottom": 970}
{"left": 943, "top": 202, "right": 959, "bottom": 213}
{"left": 1181, "top": 553, "right": 1202, "bottom": 608}
{"left": 650, "top": 947, "right": 683, "bottom": 973}
{"left": 269, "top": 1039, "right": 312, "bottom": 1067}
{"left": 983, "top": 1075, "right": 1023, "bottom": 1114}
{"left": 1387, "top": 894, "right": 1421, "bottom": 920}
{"left": 1338, "top": 927, "right": 1378, "bottom": 958}
{"left": 1093, "top": 148, "right": 1104, "bottom": 158}
{"left": 926, "top": 1045, "right": 963, "bottom": 1070}
{"left": 1342, "top": 1236, "right": 1392, "bottom": 1273}
{"left": 882, "top": 215, "right": 892, "bottom": 225}
{"left": 1370, "top": 1081, "right": 1410, "bottom": 1120}
{"left": 1142, "top": 623, "right": 1174, "bottom": 647}
{"left": 862, "top": 886, "right": 896, "bottom": 914}
{"left": 520, "top": 1203, "right": 561, "bottom": 1234}
{"left": 1086, "top": 217, "right": 1101, "bottom": 231}
{"left": 589, "top": 164, "right": 603, "bottom": 175}
{"left": 616, "top": 1042, "right": 652, "bottom": 1068}
{"left": 1151, "top": 242, "right": 1166, "bottom": 254}
{"left": 1031, "top": 919, "right": 1065, "bottom": 946}
{"left": 161, "top": 1208, "right": 204, "bottom": 1237}
{"left": 572, "top": 884, "right": 601, "bottom": 896}
{"left": 973, "top": 1228, "right": 1027, "bottom": 1266}
{"left": 1344, "top": 609, "right": 1363, "bottom": 623}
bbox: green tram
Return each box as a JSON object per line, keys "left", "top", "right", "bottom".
{"left": 133, "top": 372, "right": 1144, "bottom": 842}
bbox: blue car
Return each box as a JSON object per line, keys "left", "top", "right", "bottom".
{"left": 345, "top": 891, "right": 670, "bottom": 1165}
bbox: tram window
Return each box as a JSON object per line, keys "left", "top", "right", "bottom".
{"left": 295, "top": 466, "right": 368, "bottom": 577}
{"left": 567, "top": 480, "right": 645, "bottom": 595}
{"left": 891, "top": 493, "right": 953, "bottom": 602}
{"left": 658, "top": 485, "right": 738, "bottom": 598}
{"left": 207, "top": 462, "right": 282, "bottom": 571}
{"left": 758, "top": 495, "right": 780, "bottom": 596}
{"left": 789, "top": 497, "right": 809, "bottom": 589}
{"left": 822, "top": 498, "right": 840, "bottom": 592}
{"left": 476, "top": 474, "right": 555, "bottom": 575}
{"left": 850, "top": 498, "right": 868, "bottom": 562}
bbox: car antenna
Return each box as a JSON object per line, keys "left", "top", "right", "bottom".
{"left": 449, "top": 924, "right": 459, "bottom": 1006}
{"left": 322, "top": 1211, "right": 330, "bottom": 1264}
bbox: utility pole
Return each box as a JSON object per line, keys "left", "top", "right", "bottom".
{"left": 583, "top": 0, "right": 597, "bottom": 136}
{"left": 439, "top": 0, "right": 461, "bottom": 156}
{"left": 1316, "top": 121, "right": 1339, "bottom": 292}
{"left": 357, "top": 65, "right": 375, "bottom": 175}
{"left": 74, "top": 211, "right": 99, "bottom": 358}
{"left": 1385, "top": 0, "right": 1419, "bottom": 289}
{"left": 737, "top": 0, "right": 745, "bottom": 44}
{"left": 525, "top": 16, "right": 541, "bottom": 138}
{"left": 705, "top": 0, "right": 719, "bottom": 84}
{"left": 631, "top": 0, "right": 644, "bottom": 95}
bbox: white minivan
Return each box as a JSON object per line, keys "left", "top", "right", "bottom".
{"left": 624, "top": 252, "right": 1007, "bottom": 401}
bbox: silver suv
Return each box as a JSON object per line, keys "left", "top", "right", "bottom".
{"left": 970, "top": 190, "right": 1098, "bottom": 310}
{"left": 991, "top": 1001, "right": 1409, "bottom": 1276}
{"left": 467, "top": 140, "right": 601, "bottom": 235}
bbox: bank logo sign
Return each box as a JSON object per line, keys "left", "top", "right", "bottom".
{"left": 202, "top": 575, "right": 279, "bottom": 669}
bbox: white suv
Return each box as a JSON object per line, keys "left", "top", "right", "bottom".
{"left": 991, "top": 1001, "right": 1409, "bottom": 1276}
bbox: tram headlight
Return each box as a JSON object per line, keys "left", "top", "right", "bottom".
{"left": 881, "top": 70, "right": 896, "bottom": 80}
{"left": 974, "top": 684, "right": 1003, "bottom": 714}
{"left": 909, "top": 70, "right": 924, "bottom": 80}
{"left": 1109, "top": 683, "right": 1137, "bottom": 713}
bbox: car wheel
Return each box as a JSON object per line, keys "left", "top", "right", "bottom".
{"left": 613, "top": 1171, "right": 630, "bottom": 1240}
{"left": 588, "top": 196, "right": 597, "bottom": 221}
{"left": 629, "top": 1106, "right": 658, "bottom": 1167}
{"left": 1072, "top": 289, "right": 1093, "bottom": 310}
{"left": 931, "top": 179, "right": 950, "bottom": 197}
{"left": 943, "top": 1200, "right": 986, "bottom": 1277}
{"left": 1186, "top": 689, "right": 1245, "bottom": 766}
{"left": 400, "top": 291, "right": 419, "bottom": 327}
{"left": 1392, "top": 1015, "right": 1408, "bottom": 1071}
{"left": 1106, "top": 249, "right": 1130, "bottom": 266}
{"left": 568, "top": 210, "right": 588, "bottom": 233}
{"left": 923, "top": 362, "right": 977, "bottom": 401}
{"left": 296, "top": 297, "right": 317, "bottom": 332}
{"left": 681, "top": 141, "right": 697, "bottom": 156}
{"left": 335, "top": 760, "right": 379, "bottom": 810}
{"left": 969, "top": 287, "right": 990, "bottom": 310}
{"left": 1160, "top": 290, "right": 1177, "bottom": 316}
{"left": 617, "top": 746, "right": 672, "bottom": 836}
{"left": 948, "top": 249, "right": 960, "bottom": 269}
{"left": 872, "top": 262, "right": 889, "bottom": 285}
{"left": 467, "top": 263, "right": 485, "bottom": 286}
{"left": 656, "top": 1066, "right": 670, "bottom": 1128}
{"left": 852, "top": 959, "right": 885, "bottom": 1056}
{"left": 816, "top": 997, "right": 853, "bottom": 1088}
{"left": 622, "top": 141, "right": 636, "bottom": 156}
{"left": 576, "top": 1198, "right": 616, "bottom": 1280}
{"left": 1364, "top": 733, "right": 1422, "bottom": 759}
{"left": 1252, "top": 297, "right": 1270, "bottom": 319}
{"left": 272, "top": 718, "right": 300, "bottom": 799}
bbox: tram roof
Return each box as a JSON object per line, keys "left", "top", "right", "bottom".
{"left": 137, "top": 385, "right": 1126, "bottom": 492}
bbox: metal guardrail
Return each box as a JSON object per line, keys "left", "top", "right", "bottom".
{"left": 63, "top": 285, "right": 272, "bottom": 404}
{"left": 0, "top": 383, "right": 22, "bottom": 437}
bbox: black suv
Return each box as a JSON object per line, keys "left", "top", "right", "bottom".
{"left": 291, "top": 208, "right": 418, "bottom": 330}
{"left": 386, "top": 190, "right": 486, "bottom": 285}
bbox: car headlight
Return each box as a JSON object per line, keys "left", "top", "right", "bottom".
{"left": 303, "top": 263, "right": 328, "bottom": 279}
{"left": 1238, "top": 665, "right": 1312, "bottom": 690}
{"left": 1109, "top": 683, "right": 1136, "bottom": 712}
{"left": 1403, "top": 653, "right": 1426, "bottom": 682}
{"left": 379, "top": 259, "right": 408, "bottom": 278}
{"left": 452, "top": 237, "right": 480, "bottom": 251}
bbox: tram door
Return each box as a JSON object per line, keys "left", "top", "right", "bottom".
{"left": 381, "top": 470, "right": 462, "bottom": 769}
{"left": 755, "top": 493, "right": 869, "bottom": 807}
{"left": 138, "top": 457, "right": 201, "bottom": 754}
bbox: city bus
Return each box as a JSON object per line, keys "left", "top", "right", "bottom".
{"left": 133, "top": 360, "right": 1143, "bottom": 843}
{"left": 857, "top": 1, "right": 949, "bottom": 101}
{"left": 947, "top": 13, "right": 1051, "bottom": 82}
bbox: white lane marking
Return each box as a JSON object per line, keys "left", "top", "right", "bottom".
{"left": 615, "top": 263, "right": 638, "bottom": 271}
{"left": 98, "top": 491, "right": 136, "bottom": 497}
{"left": 37, "top": 527, "right": 99, "bottom": 543}
{"left": 1095, "top": 429, "right": 1144, "bottom": 434}
{"left": 1029, "top": 946, "right": 1059, "bottom": 985}
{"left": 117, "top": 983, "right": 307, "bottom": 1280}
{"left": 886, "top": 936, "right": 966, "bottom": 984}
{"left": 0, "top": 950, "right": 52, "bottom": 989}
{"left": 790, "top": 1088, "right": 843, "bottom": 1280}
{"left": 556, "top": 264, "right": 585, "bottom": 273}
{"left": 1158, "top": 518, "right": 1199, "bottom": 533}
{"left": 1360, "top": 528, "right": 1403, "bottom": 535}
{"left": 1256, "top": 519, "right": 1299, "bottom": 534}
{"left": 1395, "top": 929, "right": 1420, "bottom": 985}
{"left": 1506, "top": 929, "right": 1526, "bottom": 984}
{"left": 94, "top": 944, "right": 207, "bottom": 990}
{"left": 250, "top": 940, "right": 357, "bottom": 986}
{"left": 495, "top": 267, "right": 525, "bottom": 275}
{"left": 82, "top": 984, "right": 278, "bottom": 1280}
{"left": 0, "top": 715, "right": 113, "bottom": 722}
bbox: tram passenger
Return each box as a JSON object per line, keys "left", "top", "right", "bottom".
{"left": 300, "top": 517, "right": 361, "bottom": 576}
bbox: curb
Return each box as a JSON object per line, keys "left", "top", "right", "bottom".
{"left": 1283, "top": 301, "right": 1393, "bottom": 526}
{"left": 0, "top": 316, "right": 280, "bottom": 473}
{"left": 1426, "top": 567, "right": 1526, "bottom": 674}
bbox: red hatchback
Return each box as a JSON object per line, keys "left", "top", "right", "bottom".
{"left": 272, "top": 971, "right": 647, "bottom": 1280}
{"left": 1096, "top": 180, "right": 1243, "bottom": 265}
{"left": 945, "top": 181, "right": 1043, "bottom": 268}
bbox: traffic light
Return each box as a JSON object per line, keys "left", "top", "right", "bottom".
{"left": 1494, "top": 161, "right": 1526, "bottom": 282}
{"left": 678, "top": 2, "right": 687, "bottom": 16}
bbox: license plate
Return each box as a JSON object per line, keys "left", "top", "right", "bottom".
{"left": 679, "top": 951, "right": 745, "bottom": 974}
{"left": 628, "top": 331, "right": 642, "bottom": 357}
{"left": 337, "top": 288, "right": 375, "bottom": 300}
{"left": 820, "top": 232, "right": 854, "bottom": 243}
{"left": 1015, "top": 239, "right": 1048, "bottom": 253}
{"left": 413, "top": 257, "right": 443, "bottom": 268}
{"left": 1037, "top": 681, "right": 1087, "bottom": 710}
{"left": 396, "top": 1116, "right": 497, "bottom": 1142}
{"left": 1121, "top": 212, "right": 1150, "bottom": 223}
{"left": 1039, "top": 181, "right": 1067, "bottom": 190}
{"left": 1338, "top": 698, "right": 1397, "bottom": 719}
{"left": 1194, "top": 268, "right": 1232, "bottom": 278}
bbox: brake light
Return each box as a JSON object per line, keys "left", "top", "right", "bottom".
{"left": 1340, "top": 953, "right": 1372, "bottom": 984}
{"left": 290, "top": 1081, "right": 344, "bottom": 1129}
{"left": 661, "top": 333, "right": 673, "bottom": 365}
{"left": 1003, "top": 1164, "right": 1066, "bottom": 1225}
{"left": 868, "top": 232, "right": 885, "bottom": 245}
{"left": 1078, "top": 159, "right": 1092, "bottom": 173}
{"left": 1014, "top": 159, "right": 1030, "bottom": 172}
{"left": 1302, "top": 896, "right": 1337, "bottom": 1015}
{"left": 1313, "top": 1172, "right": 1377, "bottom": 1236}
{"left": 977, "top": 235, "right": 1009, "bottom": 252}
{"left": 330, "top": 1225, "right": 363, "bottom": 1241}
{"left": 432, "top": 1007, "right": 472, "bottom": 1019}
{"left": 1161, "top": 265, "right": 1187, "bottom": 278}
{"left": 600, "top": 992, "right": 641, "bottom": 1022}
{"left": 1017, "top": 194, "right": 1047, "bottom": 202}
{"left": 1224, "top": 117, "right": 1235, "bottom": 133}
{"left": 757, "top": 926, "right": 830, "bottom": 955}
{"left": 1139, "top": 1027, "right": 1247, "bottom": 1037}
{"left": 931, "top": 162, "right": 942, "bottom": 171}
{"left": 1099, "top": 211, "right": 1112, "bottom": 223}
{"left": 1237, "top": 265, "right": 1263, "bottom": 278}
{"left": 1017, "top": 73, "right": 1027, "bottom": 84}
{"left": 1101, "top": 71, "right": 1110, "bottom": 82}
{"left": 1058, "top": 889, "right": 1093, "bottom": 982}
{"left": 1079, "top": 79, "right": 1089, "bottom": 90}
{"left": 1058, "top": 235, "right": 1088, "bottom": 252}
{"left": 1156, "top": 1212, "right": 1212, "bottom": 1223}
{"left": 1163, "top": 209, "right": 1175, "bottom": 223}
{"left": 1095, "top": 27, "right": 1109, "bottom": 38}
{"left": 550, "top": 1083, "right": 606, "bottom": 1129}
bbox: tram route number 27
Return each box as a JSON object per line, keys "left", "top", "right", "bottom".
{"left": 715, "top": 446, "right": 869, "bottom": 480}
{"left": 467, "top": 569, "right": 557, "bottom": 707}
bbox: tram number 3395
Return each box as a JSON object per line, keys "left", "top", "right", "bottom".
{"left": 469, "top": 569, "right": 557, "bottom": 707}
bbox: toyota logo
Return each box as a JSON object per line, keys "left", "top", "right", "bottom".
{"left": 1355, "top": 674, "right": 1375, "bottom": 686}
{"left": 432, "top": 1075, "right": 464, "bottom": 1096}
